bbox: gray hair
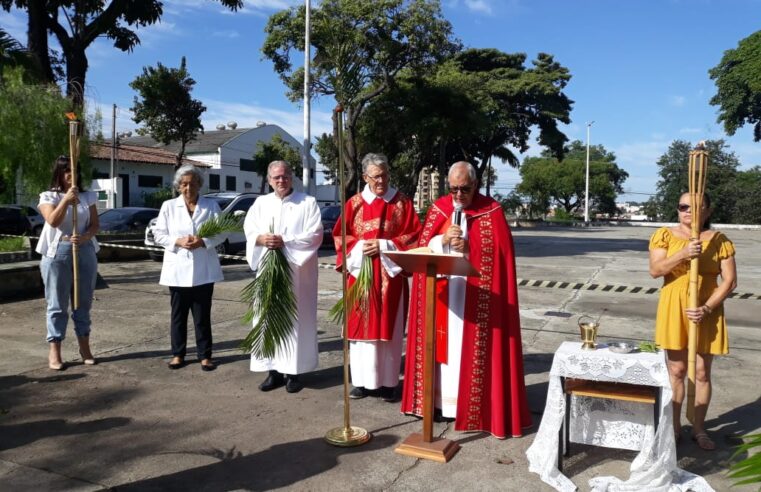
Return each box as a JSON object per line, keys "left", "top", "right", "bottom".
{"left": 448, "top": 161, "right": 477, "bottom": 183}
{"left": 267, "top": 160, "right": 292, "bottom": 177}
{"left": 361, "top": 153, "right": 389, "bottom": 174}
{"left": 173, "top": 165, "right": 204, "bottom": 189}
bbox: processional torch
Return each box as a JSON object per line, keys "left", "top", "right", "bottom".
{"left": 324, "top": 105, "right": 371, "bottom": 447}
{"left": 686, "top": 142, "right": 709, "bottom": 424}
{"left": 66, "top": 112, "right": 82, "bottom": 310}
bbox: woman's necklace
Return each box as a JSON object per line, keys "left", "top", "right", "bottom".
{"left": 185, "top": 200, "right": 197, "bottom": 216}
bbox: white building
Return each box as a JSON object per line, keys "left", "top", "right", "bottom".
{"left": 90, "top": 123, "right": 330, "bottom": 207}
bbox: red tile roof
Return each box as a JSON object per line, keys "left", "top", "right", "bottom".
{"left": 89, "top": 142, "right": 211, "bottom": 168}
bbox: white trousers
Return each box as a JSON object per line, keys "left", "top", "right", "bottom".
{"left": 349, "top": 298, "right": 404, "bottom": 390}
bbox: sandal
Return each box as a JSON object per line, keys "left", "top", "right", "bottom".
{"left": 692, "top": 432, "right": 716, "bottom": 451}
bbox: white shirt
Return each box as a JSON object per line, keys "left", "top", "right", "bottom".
{"left": 153, "top": 196, "right": 225, "bottom": 287}
{"left": 35, "top": 190, "right": 100, "bottom": 258}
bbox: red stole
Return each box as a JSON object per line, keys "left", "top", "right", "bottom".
{"left": 333, "top": 192, "right": 421, "bottom": 341}
{"left": 400, "top": 194, "right": 532, "bottom": 439}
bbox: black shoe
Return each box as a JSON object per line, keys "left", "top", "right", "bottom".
{"left": 259, "top": 371, "right": 285, "bottom": 391}
{"left": 380, "top": 386, "right": 397, "bottom": 402}
{"left": 201, "top": 359, "right": 216, "bottom": 372}
{"left": 433, "top": 408, "right": 456, "bottom": 423}
{"left": 168, "top": 357, "right": 185, "bottom": 370}
{"left": 349, "top": 386, "right": 368, "bottom": 399}
{"left": 285, "top": 375, "right": 304, "bottom": 393}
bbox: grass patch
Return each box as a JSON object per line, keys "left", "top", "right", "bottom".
{"left": 0, "top": 236, "right": 25, "bottom": 252}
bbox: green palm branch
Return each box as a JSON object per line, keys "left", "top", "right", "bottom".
{"left": 328, "top": 255, "right": 373, "bottom": 325}
{"left": 240, "top": 225, "right": 298, "bottom": 359}
{"left": 729, "top": 433, "right": 761, "bottom": 487}
{"left": 197, "top": 212, "right": 243, "bottom": 238}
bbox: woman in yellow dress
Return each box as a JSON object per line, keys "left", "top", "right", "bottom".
{"left": 649, "top": 193, "right": 737, "bottom": 450}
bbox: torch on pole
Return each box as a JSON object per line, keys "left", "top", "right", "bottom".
{"left": 66, "top": 113, "right": 82, "bottom": 310}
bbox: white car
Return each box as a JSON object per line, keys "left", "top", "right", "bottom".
{"left": 144, "top": 192, "right": 258, "bottom": 261}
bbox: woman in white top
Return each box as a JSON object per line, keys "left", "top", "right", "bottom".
{"left": 152, "top": 165, "right": 225, "bottom": 371}
{"left": 37, "top": 156, "right": 100, "bottom": 370}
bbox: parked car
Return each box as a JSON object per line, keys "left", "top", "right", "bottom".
{"left": 98, "top": 207, "right": 159, "bottom": 234}
{"left": 0, "top": 205, "right": 44, "bottom": 235}
{"left": 320, "top": 205, "right": 341, "bottom": 247}
{"left": 144, "top": 192, "right": 258, "bottom": 261}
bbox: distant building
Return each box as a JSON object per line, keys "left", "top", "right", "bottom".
{"left": 90, "top": 123, "right": 333, "bottom": 208}
{"left": 414, "top": 167, "right": 442, "bottom": 212}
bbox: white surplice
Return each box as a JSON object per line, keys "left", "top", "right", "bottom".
{"left": 244, "top": 191, "right": 323, "bottom": 375}
{"left": 346, "top": 185, "right": 404, "bottom": 390}
{"left": 427, "top": 202, "right": 468, "bottom": 418}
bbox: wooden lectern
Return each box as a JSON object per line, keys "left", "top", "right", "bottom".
{"left": 384, "top": 249, "right": 479, "bottom": 463}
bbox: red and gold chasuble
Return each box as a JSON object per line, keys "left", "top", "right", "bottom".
{"left": 400, "top": 194, "right": 532, "bottom": 439}
{"left": 333, "top": 191, "right": 420, "bottom": 341}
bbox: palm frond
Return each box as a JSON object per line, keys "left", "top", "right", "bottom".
{"left": 197, "top": 212, "right": 243, "bottom": 239}
{"left": 328, "top": 255, "right": 373, "bottom": 326}
{"left": 240, "top": 245, "right": 298, "bottom": 359}
{"left": 729, "top": 433, "right": 761, "bottom": 487}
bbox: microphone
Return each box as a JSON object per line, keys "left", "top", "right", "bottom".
{"left": 453, "top": 204, "right": 463, "bottom": 226}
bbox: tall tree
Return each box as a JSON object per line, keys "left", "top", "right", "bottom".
{"left": 1, "top": 0, "right": 242, "bottom": 107}
{"left": 729, "top": 166, "right": 761, "bottom": 224}
{"left": 262, "top": 0, "right": 459, "bottom": 195}
{"left": 516, "top": 140, "right": 627, "bottom": 216}
{"left": 652, "top": 140, "right": 739, "bottom": 223}
{"left": 442, "top": 49, "right": 573, "bottom": 180}
{"left": 0, "top": 67, "right": 72, "bottom": 202}
{"left": 250, "top": 134, "right": 303, "bottom": 194}
{"left": 129, "top": 57, "right": 206, "bottom": 170}
{"left": 709, "top": 30, "right": 761, "bottom": 141}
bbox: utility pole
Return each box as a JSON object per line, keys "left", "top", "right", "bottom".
{"left": 110, "top": 104, "right": 116, "bottom": 209}
{"left": 302, "top": 0, "right": 313, "bottom": 195}
{"left": 584, "top": 121, "right": 594, "bottom": 224}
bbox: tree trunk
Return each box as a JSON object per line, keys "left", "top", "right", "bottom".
{"left": 26, "top": 0, "right": 56, "bottom": 83}
{"left": 65, "top": 44, "right": 87, "bottom": 108}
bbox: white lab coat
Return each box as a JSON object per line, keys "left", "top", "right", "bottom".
{"left": 153, "top": 196, "right": 225, "bottom": 287}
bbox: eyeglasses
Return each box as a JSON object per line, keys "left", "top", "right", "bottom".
{"left": 270, "top": 174, "right": 292, "bottom": 181}
{"left": 365, "top": 173, "right": 389, "bottom": 182}
{"left": 449, "top": 186, "right": 473, "bottom": 195}
{"left": 677, "top": 203, "right": 690, "bottom": 212}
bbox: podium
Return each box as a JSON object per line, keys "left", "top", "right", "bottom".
{"left": 383, "top": 248, "right": 479, "bottom": 463}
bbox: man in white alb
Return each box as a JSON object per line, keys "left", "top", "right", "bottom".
{"left": 244, "top": 160, "right": 323, "bottom": 393}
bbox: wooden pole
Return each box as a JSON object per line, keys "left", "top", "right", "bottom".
{"left": 68, "top": 120, "right": 81, "bottom": 310}
{"left": 686, "top": 145, "right": 708, "bottom": 424}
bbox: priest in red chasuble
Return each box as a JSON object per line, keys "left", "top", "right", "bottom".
{"left": 334, "top": 153, "right": 421, "bottom": 401}
{"left": 401, "top": 161, "right": 531, "bottom": 438}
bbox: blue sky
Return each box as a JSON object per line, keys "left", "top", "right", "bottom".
{"left": 3, "top": 0, "right": 761, "bottom": 201}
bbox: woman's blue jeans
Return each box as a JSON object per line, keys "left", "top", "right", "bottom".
{"left": 40, "top": 241, "right": 98, "bottom": 342}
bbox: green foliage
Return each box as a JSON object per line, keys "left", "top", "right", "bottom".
{"left": 263, "top": 0, "right": 459, "bottom": 194}
{"left": 729, "top": 433, "right": 761, "bottom": 487}
{"left": 196, "top": 213, "right": 243, "bottom": 239}
{"left": 329, "top": 255, "right": 373, "bottom": 326}
{"left": 313, "top": 133, "right": 339, "bottom": 183}
{"left": 0, "top": 236, "right": 25, "bottom": 252}
{"left": 2, "top": 0, "right": 243, "bottom": 105}
{"left": 516, "top": 140, "right": 628, "bottom": 217}
{"left": 240, "top": 236, "right": 298, "bottom": 359}
{"left": 251, "top": 134, "right": 303, "bottom": 193}
{"left": 709, "top": 30, "right": 761, "bottom": 141}
{"left": 130, "top": 57, "right": 205, "bottom": 169}
{"left": 494, "top": 191, "right": 525, "bottom": 217}
{"left": 730, "top": 167, "right": 761, "bottom": 224}
{"left": 0, "top": 68, "right": 71, "bottom": 203}
{"left": 651, "top": 140, "right": 739, "bottom": 223}
{"left": 142, "top": 186, "right": 173, "bottom": 209}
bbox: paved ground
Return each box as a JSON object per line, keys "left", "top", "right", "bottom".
{"left": 1, "top": 225, "right": 759, "bottom": 491}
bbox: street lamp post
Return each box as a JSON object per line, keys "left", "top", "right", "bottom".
{"left": 584, "top": 121, "right": 594, "bottom": 224}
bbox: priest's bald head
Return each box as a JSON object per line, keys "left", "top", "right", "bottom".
{"left": 448, "top": 161, "right": 478, "bottom": 208}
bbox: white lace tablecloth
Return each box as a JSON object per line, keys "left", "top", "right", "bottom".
{"left": 526, "top": 342, "right": 714, "bottom": 492}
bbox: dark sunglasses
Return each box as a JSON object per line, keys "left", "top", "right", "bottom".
{"left": 677, "top": 203, "right": 690, "bottom": 212}
{"left": 449, "top": 186, "right": 473, "bottom": 194}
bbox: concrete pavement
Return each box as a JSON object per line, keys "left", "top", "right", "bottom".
{"left": 1, "top": 226, "right": 759, "bottom": 491}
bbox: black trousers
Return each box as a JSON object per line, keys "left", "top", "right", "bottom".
{"left": 169, "top": 283, "right": 214, "bottom": 359}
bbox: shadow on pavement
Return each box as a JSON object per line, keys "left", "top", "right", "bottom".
{"left": 0, "top": 417, "right": 131, "bottom": 451}
{"left": 113, "top": 434, "right": 399, "bottom": 491}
